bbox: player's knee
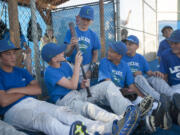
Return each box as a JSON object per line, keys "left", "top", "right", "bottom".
{"left": 85, "top": 103, "right": 96, "bottom": 118}
{"left": 134, "top": 74, "right": 144, "bottom": 83}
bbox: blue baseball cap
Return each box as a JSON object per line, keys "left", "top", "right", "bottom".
{"left": 79, "top": 6, "right": 94, "bottom": 20}
{"left": 41, "top": 43, "right": 66, "bottom": 63}
{"left": 125, "top": 35, "right": 139, "bottom": 46}
{"left": 167, "top": 29, "right": 180, "bottom": 43}
{"left": 0, "top": 39, "right": 20, "bottom": 53}
{"left": 161, "top": 25, "right": 173, "bottom": 33}
{"left": 109, "top": 41, "right": 127, "bottom": 56}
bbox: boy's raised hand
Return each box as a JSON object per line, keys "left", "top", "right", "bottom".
{"left": 75, "top": 51, "right": 83, "bottom": 66}
{"left": 81, "top": 79, "right": 90, "bottom": 89}
{"left": 70, "top": 37, "right": 78, "bottom": 48}
{"left": 152, "top": 71, "right": 164, "bottom": 79}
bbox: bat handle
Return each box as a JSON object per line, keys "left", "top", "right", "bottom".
{"left": 86, "top": 87, "right": 92, "bottom": 97}
{"left": 80, "top": 65, "right": 92, "bottom": 97}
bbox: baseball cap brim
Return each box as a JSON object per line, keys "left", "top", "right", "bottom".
{"left": 0, "top": 46, "right": 20, "bottom": 53}
{"left": 125, "top": 38, "right": 138, "bottom": 45}
{"left": 167, "top": 38, "right": 180, "bottom": 43}
{"left": 79, "top": 15, "right": 93, "bottom": 20}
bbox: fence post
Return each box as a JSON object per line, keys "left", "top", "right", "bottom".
{"left": 8, "top": 0, "right": 22, "bottom": 67}
{"left": 155, "top": 0, "right": 158, "bottom": 51}
{"left": 178, "top": 0, "right": 180, "bottom": 28}
{"left": 116, "top": 0, "right": 121, "bottom": 41}
{"left": 30, "top": 0, "right": 41, "bottom": 82}
{"left": 99, "top": 0, "right": 105, "bottom": 58}
{"left": 142, "top": 0, "right": 145, "bottom": 55}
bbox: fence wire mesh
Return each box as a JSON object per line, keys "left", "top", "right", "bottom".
{"left": 0, "top": 0, "right": 114, "bottom": 74}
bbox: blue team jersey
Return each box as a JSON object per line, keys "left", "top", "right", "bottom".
{"left": 122, "top": 54, "right": 150, "bottom": 74}
{"left": 44, "top": 62, "right": 72, "bottom": 103}
{"left": 64, "top": 27, "right": 101, "bottom": 65}
{"left": 160, "top": 49, "right": 180, "bottom": 86}
{"left": 157, "top": 39, "right": 171, "bottom": 57}
{"left": 98, "top": 58, "right": 134, "bottom": 88}
{"left": 0, "top": 67, "right": 34, "bottom": 115}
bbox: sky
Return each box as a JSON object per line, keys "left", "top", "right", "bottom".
{"left": 58, "top": 0, "right": 99, "bottom": 8}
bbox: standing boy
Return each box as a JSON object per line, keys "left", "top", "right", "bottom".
{"left": 157, "top": 25, "right": 173, "bottom": 61}
{"left": 122, "top": 35, "right": 164, "bottom": 101}
{"left": 64, "top": 5, "right": 101, "bottom": 79}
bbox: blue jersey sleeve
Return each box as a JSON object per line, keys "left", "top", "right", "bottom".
{"left": 45, "top": 68, "right": 64, "bottom": 87}
{"left": 125, "top": 66, "right": 134, "bottom": 86}
{"left": 92, "top": 33, "right": 101, "bottom": 50}
{"left": 64, "top": 30, "right": 71, "bottom": 45}
{"left": 98, "top": 59, "right": 111, "bottom": 82}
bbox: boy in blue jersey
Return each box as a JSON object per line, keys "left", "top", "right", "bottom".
{"left": 157, "top": 26, "right": 173, "bottom": 61}
{"left": 147, "top": 29, "right": 180, "bottom": 125}
{"left": 98, "top": 41, "right": 172, "bottom": 132}
{"left": 42, "top": 42, "right": 158, "bottom": 135}
{"left": 122, "top": 35, "right": 164, "bottom": 101}
{"left": 64, "top": 6, "right": 101, "bottom": 80}
{"left": 0, "top": 39, "right": 99, "bottom": 135}
{"left": 99, "top": 41, "right": 144, "bottom": 97}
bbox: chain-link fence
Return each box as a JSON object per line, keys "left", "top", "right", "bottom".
{"left": 0, "top": 0, "right": 46, "bottom": 76}
{"left": 0, "top": 0, "right": 115, "bottom": 75}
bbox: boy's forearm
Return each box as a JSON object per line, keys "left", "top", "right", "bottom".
{"left": 65, "top": 44, "right": 75, "bottom": 56}
{"left": 7, "top": 84, "right": 41, "bottom": 96}
{"left": 71, "top": 64, "right": 81, "bottom": 89}
{"left": 0, "top": 93, "right": 25, "bottom": 107}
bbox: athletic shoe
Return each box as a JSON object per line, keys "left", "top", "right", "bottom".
{"left": 69, "top": 121, "right": 89, "bottom": 135}
{"left": 172, "top": 93, "right": 180, "bottom": 111}
{"left": 138, "top": 95, "right": 154, "bottom": 117}
{"left": 170, "top": 93, "right": 180, "bottom": 124}
{"left": 112, "top": 105, "right": 140, "bottom": 135}
{"left": 145, "top": 94, "right": 172, "bottom": 133}
{"left": 145, "top": 115, "right": 157, "bottom": 132}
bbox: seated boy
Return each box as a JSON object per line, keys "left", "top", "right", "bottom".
{"left": 122, "top": 35, "right": 164, "bottom": 101}
{"left": 156, "top": 29, "right": 180, "bottom": 125}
